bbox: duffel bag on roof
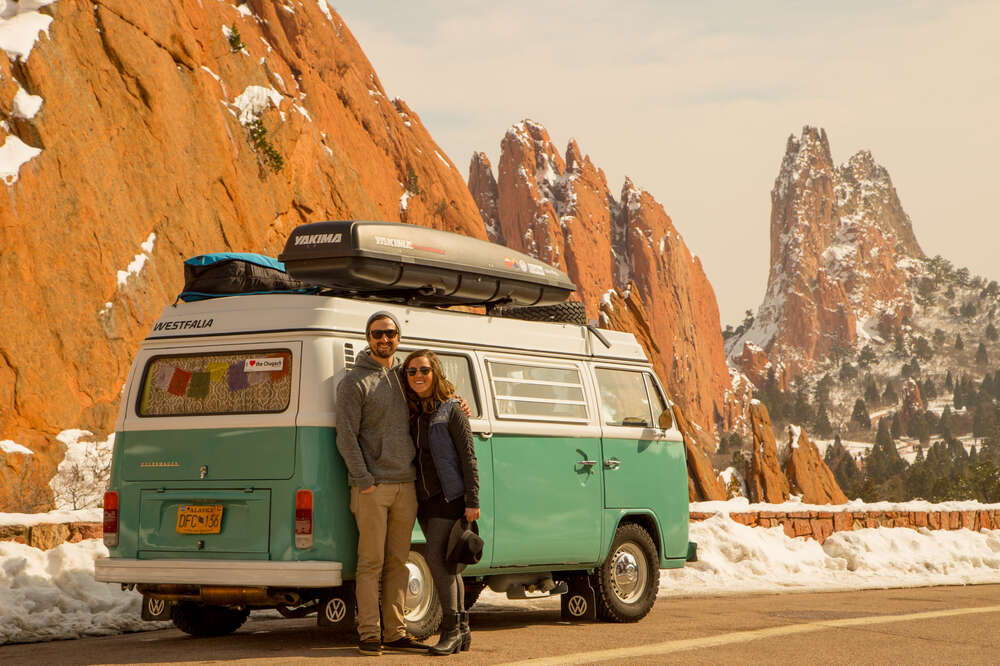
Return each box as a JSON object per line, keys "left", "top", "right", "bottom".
{"left": 179, "top": 252, "right": 316, "bottom": 302}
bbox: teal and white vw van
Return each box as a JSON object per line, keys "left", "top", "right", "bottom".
{"left": 95, "top": 221, "right": 694, "bottom": 637}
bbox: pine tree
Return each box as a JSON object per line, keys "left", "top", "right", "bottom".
{"left": 882, "top": 380, "right": 898, "bottom": 405}
{"left": 890, "top": 412, "right": 902, "bottom": 440}
{"left": 945, "top": 370, "right": 954, "bottom": 390}
{"left": 955, "top": 334, "right": 965, "bottom": 351}
{"left": 976, "top": 342, "right": 989, "bottom": 367}
{"left": 987, "top": 322, "right": 998, "bottom": 342}
{"left": 864, "top": 378, "right": 880, "bottom": 406}
{"left": 913, "top": 336, "right": 933, "bottom": 360}
{"left": 814, "top": 404, "right": 833, "bottom": 438}
{"left": 852, "top": 398, "right": 871, "bottom": 429}
{"left": 858, "top": 344, "right": 877, "bottom": 368}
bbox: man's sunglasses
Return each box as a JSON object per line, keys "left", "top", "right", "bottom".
{"left": 369, "top": 329, "right": 398, "bottom": 340}
{"left": 405, "top": 367, "right": 432, "bottom": 376}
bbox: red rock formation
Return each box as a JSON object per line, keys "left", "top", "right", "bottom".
{"left": 473, "top": 120, "right": 743, "bottom": 437}
{"left": 738, "top": 342, "right": 790, "bottom": 392}
{"left": 468, "top": 152, "right": 504, "bottom": 245}
{"left": 0, "top": 0, "right": 486, "bottom": 510}
{"left": 747, "top": 401, "right": 790, "bottom": 504}
{"left": 671, "top": 404, "right": 726, "bottom": 502}
{"left": 783, "top": 425, "right": 848, "bottom": 505}
{"left": 729, "top": 126, "right": 926, "bottom": 380}
{"left": 899, "top": 378, "right": 925, "bottom": 433}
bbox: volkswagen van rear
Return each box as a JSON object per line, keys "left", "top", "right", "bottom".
{"left": 95, "top": 297, "right": 355, "bottom": 635}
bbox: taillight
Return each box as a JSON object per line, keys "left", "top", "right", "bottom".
{"left": 295, "top": 489, "right": 314, "bottom": 549}
{"left": 103, "top": 491, "right": 119, "bottom": 547}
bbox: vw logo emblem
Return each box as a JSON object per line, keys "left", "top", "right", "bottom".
{"left": 567, "top": 594, "right": 588, "bottom": 617}
{"left": 326, "top": 598, "right": 347, "bottom": 623}
{"left": 147, "top": 598, "right": 166, "bottom": 616}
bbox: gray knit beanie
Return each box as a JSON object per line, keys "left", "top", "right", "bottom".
{"left": 366, "top": 310, "right": 401, "bottom": 336}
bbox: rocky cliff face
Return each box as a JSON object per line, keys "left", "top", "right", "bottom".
{"left": 0, "top": 0, "right": 485, "bottom": 509}
{"left": 728, "top": 126, "right": 926, "bottom": 381}
{"left": 471, "top": 120, "right": 745, "bottom": 436}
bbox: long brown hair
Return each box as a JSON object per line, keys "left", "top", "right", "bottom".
{"left": 402, "top": 350, "right": 455, "bottom": 415}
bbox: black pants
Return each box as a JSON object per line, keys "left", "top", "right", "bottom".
{"left": 417, "top": 494, "right": 465, "bottom": 615}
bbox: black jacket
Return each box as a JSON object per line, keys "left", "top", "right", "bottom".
{"left": 412, "top": 400, "right": 479, "bottom": 507}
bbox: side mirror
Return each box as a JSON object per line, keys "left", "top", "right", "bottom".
{"left": 658, "top": 409, "right": 673, "bottom": 430}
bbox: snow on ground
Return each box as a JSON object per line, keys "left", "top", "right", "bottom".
{"left": 0, "top": 540, "right": 159, "bottom": 645}
{"left": 2, "top": 499, "right": 1000, "bottom": 644}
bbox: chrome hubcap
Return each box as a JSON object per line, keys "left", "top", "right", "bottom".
{"left": 404, "top": 553, "right": 433, "bottom": 621}
{"left": 610, "top": 543, "right": 647, "bottom": 604}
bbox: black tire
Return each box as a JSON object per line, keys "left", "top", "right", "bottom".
{"left": 463, "top": 580, "right": 484, "bottom": 610}
{"left": 403, "top": 548, "right": 442, "bottom": 640}
{"left": 492, "top": 301, "right": 587, "bottom": 325}
{"left": 171, "top": 602, "right": 249, "bottom": 637}
{"left": 591, "top": 523, "right": 659, "bottom": 622}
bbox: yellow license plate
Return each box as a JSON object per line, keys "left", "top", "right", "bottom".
{"left": 176, "top": 504, "right": 223, "bottom": 534}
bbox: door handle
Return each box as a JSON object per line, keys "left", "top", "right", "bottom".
{"left": 604, "top": 458, "right": 621, "bottom": 470}
{"left": 477, "top": 432, "right": 493, "bottom": 439}
{"left": 577, "top": 460, "right": 597, "bottom": 468}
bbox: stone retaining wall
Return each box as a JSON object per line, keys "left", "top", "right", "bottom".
{"left": 3, "top": 512, "right": 1000, "bottom": 550}
{"left": 690, "top": 510, "right": 1000, "bottom": 543}
{"left": 0, "top": 522, "right": 102, "bottom": 550}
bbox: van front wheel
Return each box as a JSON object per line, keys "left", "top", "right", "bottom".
{"left": 592, "top": 523, "right": 659, "bottom": 622}
{"left": 403, "top": 548, "right": 442, "bottom": 639}
{"left": 171, "top": 602, "right": 249, "bottom": 637}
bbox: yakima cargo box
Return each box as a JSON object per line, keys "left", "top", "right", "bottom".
{"left": 277, "top": 220, "right": 575, "bottom": 306}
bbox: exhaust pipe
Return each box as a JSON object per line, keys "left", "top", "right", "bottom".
{"left": 136, "top": 584, "right": 300, "bottom": 607}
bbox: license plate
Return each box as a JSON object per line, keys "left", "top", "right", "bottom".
{"left": 176, "top": 504, "right": 223, "bottom": 534}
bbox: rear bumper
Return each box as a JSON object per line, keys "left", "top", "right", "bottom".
{"left": 94, "top": 558, "right": 343, "bottom": 587}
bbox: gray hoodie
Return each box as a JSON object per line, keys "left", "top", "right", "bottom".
{"left": 335, "top": 350, "right": 416, "bottom": 488}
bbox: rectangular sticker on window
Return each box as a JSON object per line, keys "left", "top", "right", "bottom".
{"left": 245, "top": 357, "right": 284, "bottom": 372}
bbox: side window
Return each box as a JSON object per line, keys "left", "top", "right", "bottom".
{"left": 644, "top": 373, "right": 668, "bottom": 421}
{"left": 488, "top": 361, "right": 588, "bottom": 422}
{"left": 138, "top": 349, "right": 292, "bottom": 417}
{"left": 438, "top": 354, "right": 481, "bottom": 419}
{"left": 396, "top": 351, "right": 481, "bottom": 418}
{"left": 595, "top": 368, "right": 653, "bottom": 427}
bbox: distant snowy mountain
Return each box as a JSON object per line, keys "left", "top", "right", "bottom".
{"left": 727, "top": 126, "right": 927, "bottom": 385}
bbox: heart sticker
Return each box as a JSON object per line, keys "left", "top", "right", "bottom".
{"left": 249, "top": 360, "right": 256, "bottom": 366}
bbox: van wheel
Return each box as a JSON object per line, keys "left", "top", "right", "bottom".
{"left": 404, "top": 548, "right": 441, "bottom": 639}
{"left": 592, "top": 523, "right": 659, "bottom": 622}
{"left": 492, "top": 301, "right": 587, "bottom": 325}
{"left": 171, "top": 602, "right": 249, "bottom": 637}
{"left": 463, "top": 581, "right": 484, "bottom": 609}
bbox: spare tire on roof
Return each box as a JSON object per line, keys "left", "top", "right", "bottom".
{"left": 491, "top": 301, "right": 587, "bottom": 325}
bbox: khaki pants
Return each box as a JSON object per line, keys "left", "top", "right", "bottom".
{"left": 350, "top": 482, "right": 418, "bottom": 642}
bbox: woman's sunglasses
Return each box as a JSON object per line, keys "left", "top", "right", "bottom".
{"left": 405, "top": 367, "right": 432, "bottom": 376}
{"left": 369, "top": 329, "right": 398, "bottom": 340}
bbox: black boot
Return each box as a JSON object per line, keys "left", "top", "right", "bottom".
{"left": 429, "top": 612, "right": 462, "bottom": 656}
{"left": 459, "top": 611, "right": 471, "bottom": 651}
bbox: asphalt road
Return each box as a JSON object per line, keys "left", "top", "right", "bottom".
{"left": 4, "top": 585, "right": 1000, "bottom": 664}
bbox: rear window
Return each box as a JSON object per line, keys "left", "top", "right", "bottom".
{"left": 137, "top": 349, "right": 293, "bottom": 417}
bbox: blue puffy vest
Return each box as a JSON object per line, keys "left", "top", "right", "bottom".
{"left": 428, "top": 399, "right": 465, "bottom": 502}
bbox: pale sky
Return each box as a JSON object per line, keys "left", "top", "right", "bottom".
{"left": 330, "top": 1, "right": 1000, "bottom": 326}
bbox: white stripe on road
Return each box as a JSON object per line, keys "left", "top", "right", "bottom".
{"left": 505, "top": 604, "right": 1000, "bottom": 665}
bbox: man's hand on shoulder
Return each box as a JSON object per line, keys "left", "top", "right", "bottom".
{"left": 457, "top": 397, "right": 471, "bottom": 417}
